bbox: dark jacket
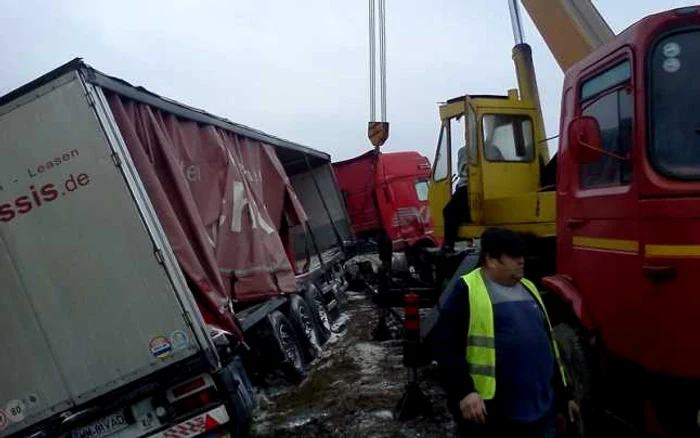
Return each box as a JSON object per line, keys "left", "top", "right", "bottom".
{"left": 432, "top": 277, "right": 571, "bottom": 410}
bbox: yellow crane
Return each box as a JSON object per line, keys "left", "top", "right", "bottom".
{"left": 427, "top": 0, "right": 613, "bottom": 242}
{"left": 520, "top": 0, "right": 613, "bottom": 71}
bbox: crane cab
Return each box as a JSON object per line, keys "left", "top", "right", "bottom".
{"left": 428, "top": 82, "right": 555, "bottom": 242}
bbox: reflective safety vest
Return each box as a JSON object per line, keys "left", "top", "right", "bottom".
{"left": 461, "top": 268, "right": 568, "bottom": 400}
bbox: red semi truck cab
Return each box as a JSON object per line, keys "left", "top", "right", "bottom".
{"left": 333, "top": 150, "right": 438, "bottom": 252}
{"left": 549, "top": 6, "right": 700, "bottom": 434}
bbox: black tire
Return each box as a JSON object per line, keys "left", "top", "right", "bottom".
{"left": 285, "top": 294, "right": 321, "bottom": 363}
{"left": 303, "top": 285, "right": 332, "bottom": 344}
{"left": 266, "top": 310, "right": 306, "bottom": 383}
{"left": 216, "top": 357, "right": 255, "bottom": 438}
{"left": 553, "top": 323, "right": 593, "bottom": 437}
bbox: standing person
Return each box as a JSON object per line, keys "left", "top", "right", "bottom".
{"left": 442, "top": 146, "right": 470, "bottom": 252}
{"left": 433, "top": 228, "right": 579, "bottom": 437}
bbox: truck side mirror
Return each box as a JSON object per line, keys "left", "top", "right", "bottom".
{"left": 568, "top": 116, "right": 603, "bottom": 163}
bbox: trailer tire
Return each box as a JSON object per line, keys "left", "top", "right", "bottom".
{"left": 266, "top": 310, "right": 307, "bottom": 383}
{"left": 303, "top": 285, "right": 332, "bottom": 345}
{"left": 553, "top": 323, "right": 593, "bottom": 437}
{"left": 216, "top": 357, "right": 256, "bottom": 438}
{"left": 286, "top": 294, "right": 321, "bottom": 363}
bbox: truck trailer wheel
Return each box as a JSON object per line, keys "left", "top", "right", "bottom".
{"left": 286, "top": 294, "right": 321, "bottom": 363}
{"left": 266, "top": 310, "right": 307, "bottom": 383}
{"left": 216, "top": 357, "right": 256, "bottom": 438}
{"left": 303, "top": 285, "right": 332, "bottom": 344}
{"left": 553, "top": 323, "right": 593, "bottom": 437}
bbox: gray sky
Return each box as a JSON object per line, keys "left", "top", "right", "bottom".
{"left": 0, "top": 1, "right": 693, "bottom": 162}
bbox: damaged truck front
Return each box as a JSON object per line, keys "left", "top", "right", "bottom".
{"left": 0, "top": 59, "right": 351, "bottom": 438}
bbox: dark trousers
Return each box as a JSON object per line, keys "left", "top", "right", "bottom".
{"left": 450, "top": 400, "right": 556, "bottom": 438}
{"left": 455, "top": 411, "right": 556, "bottom": 438}
{"left": 443, "top": 186, "right": 471, "bottom": 249}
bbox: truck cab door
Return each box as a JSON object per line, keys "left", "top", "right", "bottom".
{"left": 558, "top": 57, "right": 648, "bottom": 367}
{"left": 479, "top": 110, "right": 541, "bottom": 205}
{"left": 428, "top": 122, "right": 451, "bottom": 239}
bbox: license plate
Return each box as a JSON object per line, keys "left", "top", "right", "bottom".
{"left": 71, "top": 411, "right": 129, "bottom": 438}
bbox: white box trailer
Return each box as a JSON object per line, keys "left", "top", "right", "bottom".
{"left": 0, "top": 62, "right": 245, "bottom": 438}
{"left": 0, "top": 59, "right": 350, "bottom": 438}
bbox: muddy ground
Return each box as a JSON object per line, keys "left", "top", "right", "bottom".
{"left": 251, "top": 290, "right": 456, "bottom": 438}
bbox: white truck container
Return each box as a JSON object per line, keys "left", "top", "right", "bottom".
{"left": 0, "top": 59, "right": 350, "bottom": 438}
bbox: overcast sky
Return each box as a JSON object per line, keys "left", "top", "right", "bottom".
{"left": 1, "top": 1, "right": 694, "bottom": 162}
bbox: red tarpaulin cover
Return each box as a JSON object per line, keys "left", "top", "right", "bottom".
{"left": 108, "top": 94, "right": 308, "bottom": 339}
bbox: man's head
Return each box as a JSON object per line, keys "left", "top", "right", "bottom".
{"left": 478, "top": 228, "right": 527, "bottom": 286}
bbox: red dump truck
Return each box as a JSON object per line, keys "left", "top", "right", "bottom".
{"left": 0, "top": 59, "right": 351, "bottom": 438}
{"left": 333, "top": 150, "right": 438, "bottom": 254}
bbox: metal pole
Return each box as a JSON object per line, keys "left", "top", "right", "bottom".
{"left": 378, "top": 0, "right": 387, "bottom": 123}
{"left": 369, "top": 0, "right": 376, "bottom": 121}
{"left": 508, "top": 0, "right": 525, "bottom": 46}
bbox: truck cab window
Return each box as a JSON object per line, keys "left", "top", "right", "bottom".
{"left": 433, "top": 124, "right": 449, "bottom": 180}
{"left": 415, "top": 180, "right": 429, "bottom": 201}
{"left": 578, "top": 60, "right": 632, "bottom": 189}
{"left": 481, "top": 114, "right": 534, "bottom": 162}
{"left": 450, "top": 116, "right": 465, "bottom": 192}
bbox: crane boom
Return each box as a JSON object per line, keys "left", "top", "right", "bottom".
{"left": 520, "top": 0, "right": 614, "bottom": 71}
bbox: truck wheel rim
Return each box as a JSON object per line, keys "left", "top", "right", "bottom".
{"left": 299, "top": 306, "right": 319, "bottom": 347}
{"left": 315, "top": 298, "right": 331, "bottom": 332}
{"left": 279, "top": 324, "right": 302, "bottom": 368}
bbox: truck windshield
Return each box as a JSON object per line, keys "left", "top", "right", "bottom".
{"left": 649, "top": 30, "right": 700, "bottom": 179}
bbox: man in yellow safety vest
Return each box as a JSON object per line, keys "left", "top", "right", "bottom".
{"left": 433, "top": 228, "right": 579, "bottom": 437}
